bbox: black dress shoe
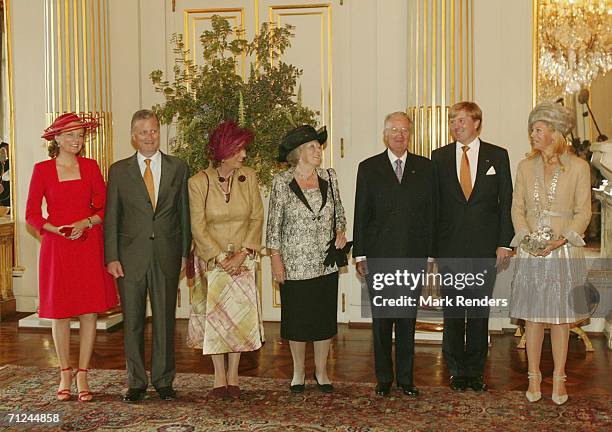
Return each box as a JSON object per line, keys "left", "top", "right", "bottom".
{"left": 375, "top": 382, "right": 392, "bottom": 396}
{"left": 123, "top": 388, "right": 146, "bottom": 402}
{"left": 466, "top": 376, "right": 488, "bottom": 392}
{"left": 313, "top": 372, "right": 334, "bottom": 393}
{"left": 290, "top": 374, "right": 306, "bottom": 393}
{"left": 398, "top": 384, "right": 419, "bottom": 397}
{"left": 289, "top": 383, "right": 305, "bottom": 393}
{"left": 449, "top": 376, "right": 467, "bottom": 391}
{"left": 156, "top": 386, "right": 177, "bottom": 400}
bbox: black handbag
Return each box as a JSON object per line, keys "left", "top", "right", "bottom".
{"left": 324, "top": 169, "right": 353, "bottom": 268}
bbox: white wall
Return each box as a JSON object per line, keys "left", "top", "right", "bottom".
{"left": 473, "top": 0, "right": 533, "bottom": 178}
{"left": 473, "top": 0, "right": 533, "bottom": 331}
{"left": 11, "top": 1, "right": 47, "bottom": 312}
{"left": 109, "top": 0, "right": 169, "bottom": 159}
{"left": 345, "top": 0, "right": 413, "bottom": 322}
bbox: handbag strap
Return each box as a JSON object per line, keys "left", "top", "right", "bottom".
{"left": 202, "top": 171, "right": 210, "bottom": 209}
{"left": 327, "top": 169, "right": 337, "bottom": 234}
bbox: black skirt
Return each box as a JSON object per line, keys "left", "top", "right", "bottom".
{"left": 279, "top": 271, "right": 339, "bottom": 342}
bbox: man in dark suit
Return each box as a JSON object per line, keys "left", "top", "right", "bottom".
{"left": 431, "top": 101, "right": 513, "bottom": 392}
{"left": 353, "top": 111, "right": 436, "bottom": 397}
{"left": 105, "top": 109, "right": 191, "bottom": 402}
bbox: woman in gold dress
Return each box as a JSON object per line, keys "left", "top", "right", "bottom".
{"left": 187, "top": 121, "right": 264, "bottom": 399}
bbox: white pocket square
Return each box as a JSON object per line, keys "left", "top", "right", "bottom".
{"left": 486, "top": 166, "right": 496, "bottom": 175}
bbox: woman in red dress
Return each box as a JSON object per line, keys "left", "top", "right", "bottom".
{"left": 26, "top": 113, "right": 118, "bottom": 402}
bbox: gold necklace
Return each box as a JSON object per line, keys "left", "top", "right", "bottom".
{"left": 216, "top": 168, "right": 234, "bottom": 202}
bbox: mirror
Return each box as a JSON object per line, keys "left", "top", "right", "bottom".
{"left": 533, "top": 0, "right": 611, "bottom": 142}
{"left": 534, "top": 0, "right": 611, "bottom": 248}
{"left": 0, "top": 0, "right": 14, "bottom": 220}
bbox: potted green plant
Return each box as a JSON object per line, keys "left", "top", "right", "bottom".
{"left": 150, "top": 15, "right": 318, "bottom": 187}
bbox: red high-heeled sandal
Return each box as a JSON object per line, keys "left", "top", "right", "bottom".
{"left": 57, "top": 366, "right": 72, "bottom": 401}
{"left": 74, "top": 368, "right": 94, "bottom": 402}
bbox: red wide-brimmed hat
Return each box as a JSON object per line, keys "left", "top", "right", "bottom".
{"left": 41, "top": 113, "right": 100, "bottom": 141}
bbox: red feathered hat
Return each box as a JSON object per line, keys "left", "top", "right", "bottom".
{"left": 208, "top": 121, "right": 254, "bottom": 162}
{"left": 42, "top": 113, "right": 100, "bottom": 141}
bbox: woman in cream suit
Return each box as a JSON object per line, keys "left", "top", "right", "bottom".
{"left": 510, "top": 102, "right": 591, "bottom": 405}
{"left": 188, "top": 121, "right": 264, "bottom": 399}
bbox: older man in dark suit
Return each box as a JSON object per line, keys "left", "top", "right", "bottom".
{"left": 105, "top": 109, "right": 191, "bottom": 402}
{"left": 353, "top": 111, "right": 437, "bottom": 397}
{"left": 431, "top": 101, "right": 513, "bottom": 392}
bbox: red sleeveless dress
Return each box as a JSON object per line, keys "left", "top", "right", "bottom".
{"left": 26, "top": 157, "right": 118, "bottom": 318}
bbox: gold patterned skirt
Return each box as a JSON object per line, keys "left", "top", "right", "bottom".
{"left": 187, "top": 255, "right": 264, "bottom": 354}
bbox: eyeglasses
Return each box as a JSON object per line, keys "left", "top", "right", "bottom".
{"left": 385, "top": 127, "right": 410, "bottom": 135}
{"left": 136, "top": 129, "right": 159, "bottom": 137}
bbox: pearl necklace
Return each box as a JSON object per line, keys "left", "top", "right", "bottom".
{"left": 294, "top": 168, "right": 316, "bottom": 181}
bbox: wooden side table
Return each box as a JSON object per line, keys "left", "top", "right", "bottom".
{"left": 0, "top": 220, "right": 15, "bottom": 320}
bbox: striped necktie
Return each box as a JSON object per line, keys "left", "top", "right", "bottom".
{"left": 395, "top": 159, "right": 403, "bottom": 183}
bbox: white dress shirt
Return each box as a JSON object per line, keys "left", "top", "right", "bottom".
{"left": 455, "top": 137, "right": 479, "bottom": 188}
{"left": 387, "top": 148, "right": 408, "bottom": 171}
{"left": 137, "top": 150, "right": 161, "bottom": 206}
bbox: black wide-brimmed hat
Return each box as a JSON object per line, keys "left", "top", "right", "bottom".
{"left": 278, "top": 125, "right": 327, "bottom": 162}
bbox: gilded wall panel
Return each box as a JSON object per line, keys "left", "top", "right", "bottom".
{"left": 407, "top": 0, "right": 474, "bottom": 156}
{"left": 266, "top": 3, "right": 333, "bottom": 166}
{"left": 45, "top": 0, "right": 112, "bottom": 176}
{"left": 183, "top": 8, "right": 246, "bottom": 77}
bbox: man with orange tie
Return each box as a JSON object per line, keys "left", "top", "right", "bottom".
{"left": 431, "top": 102, "right": 513, "bottom": 392}
{"left": 105, "top": 109, "right": 191, "bottom": 402}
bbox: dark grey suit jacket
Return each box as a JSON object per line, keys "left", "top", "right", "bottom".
{"left": 104, "top": 152, "right": 191, "bottom": 281}
{"left": 353, "top": 150, "right": 437, "bottom": 259}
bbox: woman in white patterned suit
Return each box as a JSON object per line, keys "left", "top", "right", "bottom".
{"left": 510, "top": 102, "right": 592, "bottom": 405}
{"left": 267, "top": 125, "right": 348, "bottom": 393}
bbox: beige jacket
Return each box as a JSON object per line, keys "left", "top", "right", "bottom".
{"left": 511, "top": 152, "right": 591, "bottom": 247}
{"left": 188, "top": 166, "right": 264, "bottom": 261}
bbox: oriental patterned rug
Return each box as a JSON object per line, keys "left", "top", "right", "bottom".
{"left": 0, "top": 365, "right": 609, "bottom": 431}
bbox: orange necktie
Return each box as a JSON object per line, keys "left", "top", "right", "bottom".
{"left": 143, "top": 159, "right": 156, "bottom": 209}
{"left": 460, "top": 145, "right": 472, "bottom": 199}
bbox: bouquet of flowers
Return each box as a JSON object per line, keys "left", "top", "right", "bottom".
{"left": 519, "top": 225, "right": 556, "bottom": 256}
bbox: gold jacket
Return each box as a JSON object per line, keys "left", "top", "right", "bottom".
{"left": 188, "top": 166, "right": 264, "bottom": 261}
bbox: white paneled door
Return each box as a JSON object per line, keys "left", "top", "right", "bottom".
{"left": 170, "top": 0, "right": 358, "bottom": 324}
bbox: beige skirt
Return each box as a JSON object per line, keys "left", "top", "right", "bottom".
{"left": 187, "top": 255, "right": 264, "bottom": 354}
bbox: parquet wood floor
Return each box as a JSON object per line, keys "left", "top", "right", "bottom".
{"left": 1, "top": 314, "right": 609, "bottom": 395}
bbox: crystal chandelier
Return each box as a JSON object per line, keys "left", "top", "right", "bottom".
{"left": 538, "top": 0, "right": 612, "bottom": 95}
